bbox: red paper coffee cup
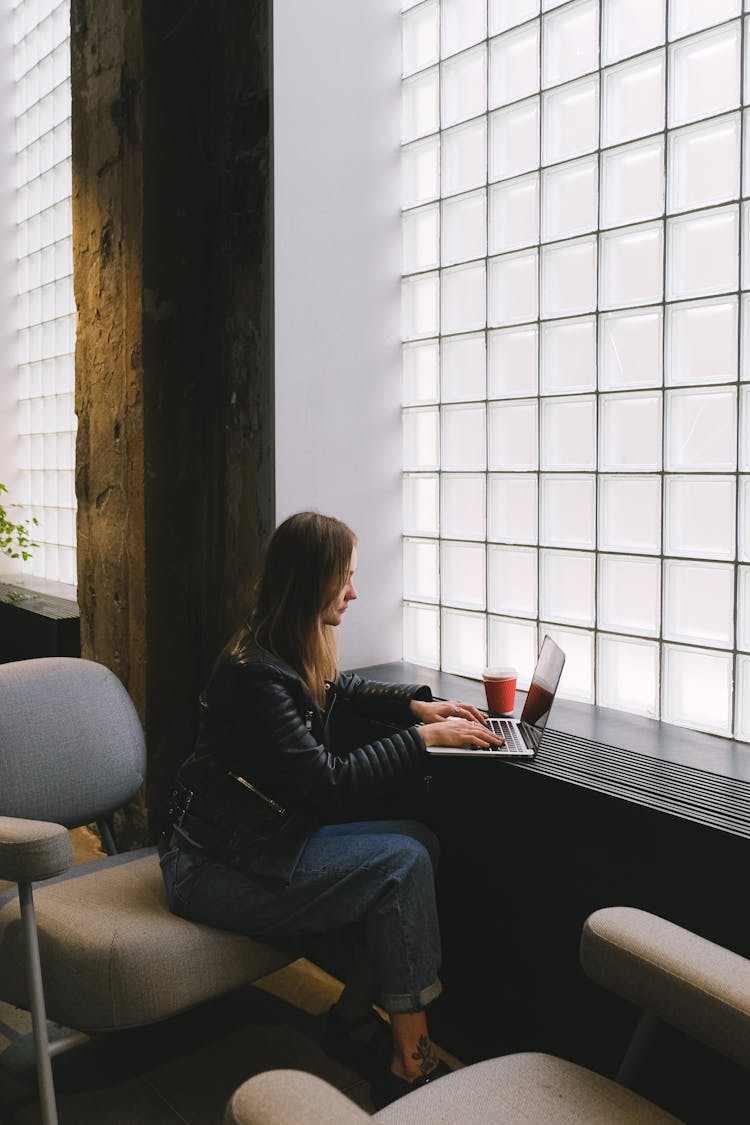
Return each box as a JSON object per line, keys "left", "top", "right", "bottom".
{"left": 482, "top": 667, "right": 517, "bottom": 715}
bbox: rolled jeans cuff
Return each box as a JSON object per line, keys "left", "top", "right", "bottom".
{"left": 379, "top": 976, "right": 443, "bottom": 1014}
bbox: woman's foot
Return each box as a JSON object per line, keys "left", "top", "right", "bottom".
{"left": 370, "top": 1058, "right": 452, "bottom": 1109}
{"left": 324, "top": 1004, "right": 392, "bottom": 1076}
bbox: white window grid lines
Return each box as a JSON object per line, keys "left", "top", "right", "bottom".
{"left": 401, "top": 0, "right": 750, "bottom": 740}
{"left": 12, "top": 0, "right": 76, "bottom": 586}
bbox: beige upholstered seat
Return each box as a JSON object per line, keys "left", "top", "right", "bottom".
{"left": 224, "top": 906, "right": 750, "bottom": 1125}
{"left": 0, "top": 657, "right": 294, "bottom": 1125}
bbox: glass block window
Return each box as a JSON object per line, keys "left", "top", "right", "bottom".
{"left": 12, "top": 0, "right": 76, "bottom": 585}
{"left": 401, "top": 0, "right": 750, "bottom": 741}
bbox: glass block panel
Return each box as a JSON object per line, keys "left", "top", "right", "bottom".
{"left": 598, "top": 392, "right": 662, "bottom": 472}
{"left": 404, "top": 602, "right": 440, "bottom": 667}
{"left": 442, "top": 261, "right": 486, "bottom": 334}
{"left": 442, "top": 607, "right": 487, "bottom": 676}
{"left": 488, "top": 616, "right": 538, "bottom": 690}
{"left": 489, "top": 400, "right": 539, "bottom": 470}
{"left": 736, "top": 565, "right": 750, "bottom": 650}
{"left": 488, "top": 473, "right": 539, "bottom": 543}
{"left": 488, "top": 326, "right": 539, "bottom": 399}
{"left": 403, "top": 406, "right": 440, "bottom": 469}
{"left": 602, "top": 0, "right": 666, "bottom": 67}
{"left": 540, "top": 474, "right": 596, "bottom": 548}
{"left": 745, "top": 109, "right": 750, "bottom": 196}
{"left": 542, "top": 75, "right": 599, "bottom": 164}
{"left": 402, "top": 67, "right": 440, "bottom": 142}
{"left": 442, "top": 332, "right": 486, "bottom": 401}
{"left": 600, "top": 137, "right": 665, "bottom": 229}
{"left": 540, "top": 236, "right": 597, "bottom": 319}
{"left": 442, "top": 0, "right": 487, "bottom": 59}
{"left": 599, "top": 475, "right": 662, "bottom": 554}
{"left": 740, "top": 476, "right": 750, "bottom": 560}
{"left": 664, "top": 560, "right": 734, "bottom": 648}
{"left": 442, "top": 189, "right": 487, "bottom": 266}
{"left": 668, "top": 23, "right": 741, "bottom": 130}
{"left": 541, "top": 155, "right": 598, "bottom": 242}
{"left": 666, "top": 206, "right": 739, "bottom": 301}
{"left": 597, "top": 634, "right": 659, "bottom": 718}
{"left": 734, "top": 654, "right": 750, "bottom": 741}
{"left": 489, "top": 174, "right": 540, "bottom": 256}
{"left": 599, "top": 554, "right": 661, "bottom": 636}
{"left": 403, "top": 537, "right": 440, "bottom": 601}
{"left": 488, "top": 545, "right": 538, "bottom": 617}
{"left": 403, "top": 473, "right": 440, "bottom": 536}
{"left": 601, "top": 50, "right": 665, "bottom": 148}
{"left": 666, "top": 387, "right": 737, "bottom": 471}
{"left": 442, "top": 44, "right": 487, "bottom": 128}
{"left": 741, "top": 386, "right": 750, "bottom": 471}
{"left": 442, "top": 540, "right": 486, "bottom": 609}
{"left": 540, "top": 549, "right": 595, "bottom": 625}
{"left": 666, "top": 298, "right": 738, "bottom": 386}
{"left": 490, "top": 0, "right": 541, "bottom": 37}
{"left": 402, "top": 272, "right": 440, "bottom": 339}
{"left": 540, "top": 624, "right": 594, "bottom": 702}
{"left": 490, "top": 97, "right": 540, "bottom": 181}
{"left": 541, "top": 396, "right": 597, "bottom": 470}
{"left": 599, "top": 223, "right": 664, "bottom": 311}
{"left": 442, "top": 473, "right": 486, "bottom": 539}
{"left": 402, "top": 204, "right": 440, "bottom": 273}
{"left": 488, "top": 250, "right": 539, "bottom": 328}
{"left": 599, "top": 309, "right": 663, "bottom": 390}
{"left": 662, "top": 645, "right": 733, "bottom": 735}
{"left": 442, "top": 118, "right": 486, "bottom": 197}
{"left": 442, "top": 402, "right": 487, "bottom": 471}
{"left": 403, "top": 339, "right": 439, "bottom": 404}
{"left": 669, "top": 0, "right": 741, "bottom": 42}
{"left": 542, "top": 0, "right": 598, "bottom": 89}
{"left": 664, "top": 475, "right": 736, "bottom": 559}
{"left": 667, "top": 114, "right": 741, "bottom": 214}
{"left": 540, "top": 316, "right": 596, "bottom": 395}
{"left": 402, "top": 0, "right": 439, "bottom": 76}
{"left": 489, "top": 21, "right": 540, "bottom": 110}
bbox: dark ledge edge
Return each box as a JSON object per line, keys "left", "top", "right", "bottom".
{"left": 353, "top": 661, "right": 750, "bottom": 839}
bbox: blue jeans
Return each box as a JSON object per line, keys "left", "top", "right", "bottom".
{"left": 160, "top": 819, "right": 442, "bottom": 1013}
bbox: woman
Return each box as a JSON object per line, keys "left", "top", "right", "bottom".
{"left": 161, "top": 511, "right": 503, "bottom": 1107}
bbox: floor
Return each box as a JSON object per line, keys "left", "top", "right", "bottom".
{"left": 0, "top": 830, "right": 460, "bottom": 1125}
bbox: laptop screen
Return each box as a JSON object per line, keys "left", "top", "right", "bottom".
{"left": 519, "top": 635, "right": 566, "bottom": 750}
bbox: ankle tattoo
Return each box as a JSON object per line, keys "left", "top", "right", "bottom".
{"left": 411, "top": 1034, "right": 438, "bottom": 1076}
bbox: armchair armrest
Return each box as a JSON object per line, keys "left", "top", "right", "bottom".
{"left": 0, "top": 816, "right": 73, "bottom": 883}
{"left": 581, "top": 906, "right": 750, "bottom": 1071}
{"left": 225, "top": 1070, "right": 370, "bottom": 1125}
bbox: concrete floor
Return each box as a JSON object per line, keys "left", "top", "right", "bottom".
{"left": 0, "top": 829, "right": 460, "bottom": 1124}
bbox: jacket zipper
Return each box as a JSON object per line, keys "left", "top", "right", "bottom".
{"left": 227, "top": 771, "right": 287, "bottom": 815}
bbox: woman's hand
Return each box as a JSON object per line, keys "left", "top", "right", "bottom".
{"left": 419, "top": 718, "right": 505, "bottom": 750}
{"left": 410, "top": 698, "right": 488, "bottom": 726}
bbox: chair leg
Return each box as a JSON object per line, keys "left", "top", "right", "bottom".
{"left": 18, "top": 881, "right": 59, "bottom": 1125}
{"left": 616, "top": 1008, "right": 659, "bottom": 1089}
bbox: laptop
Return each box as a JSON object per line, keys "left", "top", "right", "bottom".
{"left": 425, "top": 635, "right": 566, "bottom": 760}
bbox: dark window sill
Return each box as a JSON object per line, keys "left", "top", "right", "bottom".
{"left": 0, "top": 581, "right": 80, "bottom": 662}
{"left": 353, "top": 660, "right": 750, "bottom": 841}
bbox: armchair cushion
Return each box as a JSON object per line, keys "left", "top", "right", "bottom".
{"left": 0, "top": 816, "right": 73, "bottom": 882}
{"left": 0, "top": 849, "right": 294, "bottom": 1031}
{"left": 582, "top": 907, "right": 750, "bottom": 1071}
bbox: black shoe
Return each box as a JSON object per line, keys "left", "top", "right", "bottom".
{"left": 370, "top": 1059, "right": 452, "bottom": 1110}
{"left": 324, "top": 1004, "right": 392, "bottom": 1077}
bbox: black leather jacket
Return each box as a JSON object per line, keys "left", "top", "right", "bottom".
{"left": 168, "top": 628, "right": 433, "bottom": 884}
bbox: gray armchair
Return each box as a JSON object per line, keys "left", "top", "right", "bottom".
{"left": 0, "top": 657, "right": 294, "bottom": 1125}
{"left": 224, "top": 906, "right": 750, "bottom": 1124}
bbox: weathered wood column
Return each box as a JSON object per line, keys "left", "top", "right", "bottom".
{"left": 71, "top": 0, "right": 274, "bottom": 842}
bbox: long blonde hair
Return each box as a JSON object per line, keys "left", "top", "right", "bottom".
{"left": 250, "top": 512, "right": 357, "bottom": 709}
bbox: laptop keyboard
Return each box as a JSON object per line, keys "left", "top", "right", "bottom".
{"left": 486, "top": 717, "right": 526, "bottom": 752}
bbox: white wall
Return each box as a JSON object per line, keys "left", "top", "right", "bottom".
{"left": 273, "top": 0, "right": 403, "bottom": 668}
